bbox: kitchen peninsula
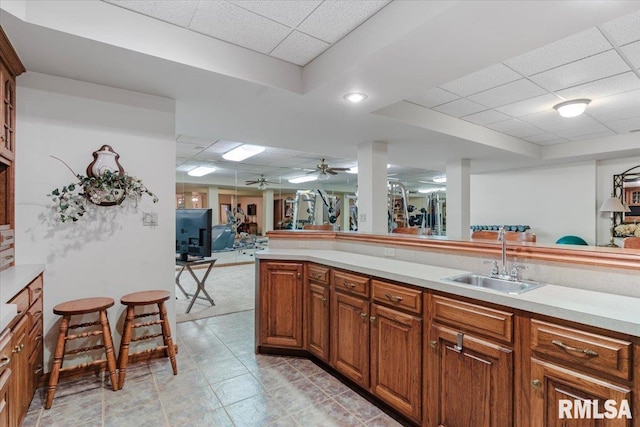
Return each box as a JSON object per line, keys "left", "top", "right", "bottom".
{"left": 256, "top": 230, "right": 640, "bottom": 426}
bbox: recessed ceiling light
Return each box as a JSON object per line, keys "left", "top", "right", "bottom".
{"left": 343, "top": 92, "right": 368, "bottom": 103}
{"left": 553, "top": 99, "right": 591, "bottom": 118}
{"left": 222, "top": 144, "right": 265, "bottom": 161}
{"left": 288, "top": 175, "right": 318, "bottom": 184}
{"left": 433, "top": 176, "right": 447, "bottom": 183}
{"left": 187, "top": 166, "right": 216, "bottom": 177}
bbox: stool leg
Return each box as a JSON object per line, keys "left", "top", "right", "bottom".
{"left": 117, "top": 306, "right": 134, "bottom": 389}
{"left": 99, "top": 309, "right": 119, "bottom": 391}
{"left": 158, "top": 301, "right": 177, "bottom": 375}
{"left": 45, "top": 315, "right": 70, "bottom": 409}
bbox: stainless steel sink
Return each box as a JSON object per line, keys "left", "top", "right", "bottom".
{"left": 443, "top": 273, "right": 546, "bottom": 294}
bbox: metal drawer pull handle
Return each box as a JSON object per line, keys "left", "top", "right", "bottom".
{"left": 311, "top": 273, "right": 323, "bottom": 280}
{"left": 4, "top": 236, "right": 13, "bottom": 240}
{"left": 384, "top": 293, "right": 403, "bottom": 303}
{"left": 429, "top": 340, "right": 437, "bottom": 349}
{"left": 360, "top": 312, "right": 367, "bottom": 319}
{"left": 0, "top": 356, "right": 9, "bottom": 368}
{"left": 321, "top": 297, "right": 327, "bottom": 304}
{"left": 33, "top": 287, "right": 42, "bottom": 293}
{"left": 16, "top": 310, "right": 22, "bottom": 315}
{"left": 343, "top": 281, "right": 356, "bottom": 289}
{"left": 551, "top": 340, "right": 599, "bottom": 357}
{"left": 369, "top": 316, "right": 376, "bottom": 323}
{"left": 296, "top": 273, "right": 301, "bottom": 279}
{"left": 4, "top": 256, "right": 13, "bottom": 261}
{"left": 531, "top": 379, "right": 541, "bottom": 388}
{"left": 34, "top": 310, "right": 42, "bottom": 316}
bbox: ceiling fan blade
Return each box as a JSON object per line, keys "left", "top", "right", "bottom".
{"left": 245, "top": 181, "right": 258, "bottom": 185}
{"left": 327, "top": 170, "right": 338, "bottom": 175}
{"left": 329, "top": 167, "right": 350, "bottom": 171}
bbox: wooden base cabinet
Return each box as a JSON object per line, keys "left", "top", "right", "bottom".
{"left": 258, "top": 262, "right": 304, "bottom": 349}
{"left": 9, "top": 316, "right": 27, "bottom": 427}
{"left": 529, "top": 358, "right": 632, "bottom": 427}
{"left": 427, "top": 323, "right": 513, "bottom": 427}
{"left": 330, "top": 290, "right": 370, "bottom": 388}
{"left": 307, "top": 282, "right": 329, "bottom": 362}
{"left": 370, "top": 303, "right": 422, "bottom": 422}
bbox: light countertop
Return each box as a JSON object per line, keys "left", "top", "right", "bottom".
{"left": 257, "top": 249, "right": 640, "bottom": 336}
{"left": 0, "top": 264, "right": 45, "bottom": 331}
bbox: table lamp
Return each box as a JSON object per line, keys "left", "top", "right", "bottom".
{"left": 599, "top": 195, "right": 627, "bottom": 247}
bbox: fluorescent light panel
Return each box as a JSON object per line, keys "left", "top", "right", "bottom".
{"left": 187, "top": 166, "right": 216, "bottom": 177}
{"left": 222, "top": 144, "right": 265, "bottom": 161}
{"left": 289, "top": 175, "right": 318, "bottom": 184}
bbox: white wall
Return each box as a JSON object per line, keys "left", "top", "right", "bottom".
{"left": 471, "top": 162, "right": 597, "bottom": 244}
{"left": 15, "top": 72, "right": 176, "bottom": 370}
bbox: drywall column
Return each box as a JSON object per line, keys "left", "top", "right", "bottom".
{"left": 208, "top": 186, "right": 219, "bottom": 224}
{"left": 262, "top": 189, "right": 274, "bottom": 235}
{"left": 446, "top": 159, "right": 471, "bottom": 240}
{"left": 341, "top": 195, "right": 349, "bottom": 231}
{"left": 357, "top": 141, "right": 388, "bottom": 233}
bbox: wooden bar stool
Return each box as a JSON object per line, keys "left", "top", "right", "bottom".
{"left": 45, "top": 297, "right": 119, "bottom": 409}
{"left": 117, "top": 290, "right": 177, "bottom": 389}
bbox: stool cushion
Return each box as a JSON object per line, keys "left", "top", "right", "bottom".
{"left": 53, "top": 297, "right": 115, "bottom": 315}
{"left": 121, "top": 290, "right": 171, "bottom": 305}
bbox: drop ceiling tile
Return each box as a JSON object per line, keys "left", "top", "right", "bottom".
{"left": 524, "top": 133, "right": 562, "bottom": 144}
{"left": 486, "top": 119, "right": 543, "bottom": 138}
{"left": 229, "top": 1, "right": 322, "bottom": 27}
{"left": 406, "top": 88, "right": 459, "bottom": 108}
{"left": 433, "top": 98, "right": 487, "bottom": 117}
{"left": 462, "top": 109, "right": 511, "bottom": 125}
{"left": 189, "top": 1, "right": 291, "bottom": 53}
{"left": 468, "top": 79, "right": 547, "bottom": 108}
{"left": 555, "top": 71, "right": 640, "bottom": 101}
{"left": 567, "top": 130, "right": 616, "bottom": 142}
{"left": 297, "top": 1, "right": 389, "bottom": 43}
{"left": 520, "top": 110, "right": 600, "bottom": 133}
{"left": 504, "top": 27, "right": 612, "bottom": 76}
{"left": 600, "top": 9, "right": 640, "bottom": 47}
{"left": 587, "top": 89, "right": 640, "bottom": 117}
{"left": 495, "top": 94, "right": 560, "bottom": 118}
{"left": 553, "top": 122, "right": 610, "bottom": 138}
{"left": 104, "top": 1, "right": 199, "bottom": 27}
{"left": 205, "top": 140, "right": 243, "bottom": 154}
{"left": 536, "top": 139, "right": 568, "bottom": 146}
{"left": 529, "top": 50, "right": 630, "bottom": 92}
{"left": 605, "top": 116, "right": 640, "bottom": 133}
{"left": 621, "top": 40, "right": 640, "bottom": 69}
{"left": 591, "top": 105, "right": 640, "bottom": 123}
{"left": 270, "top": 31, "right": 330, "bottom": 66}
{"left": 440, "top": 64, "right": 522, "bottom": 97}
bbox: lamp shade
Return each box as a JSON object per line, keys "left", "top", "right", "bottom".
{"left": 599, "top": 196, "right": 626, "bottom": 213}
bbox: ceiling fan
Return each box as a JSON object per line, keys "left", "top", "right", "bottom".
{"left": 307, "top": 159, "right": 350, "bottom": 179}
{"left": 245, "top": 174, "right": 276, "bottom": 189}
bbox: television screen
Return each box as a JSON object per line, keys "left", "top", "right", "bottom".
{"left": 176, "top": 209, "right": 212, "bottom": 260}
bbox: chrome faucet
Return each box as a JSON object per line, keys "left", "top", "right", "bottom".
{"left": 497, "top": 226, "right": 508, "bottom": 278}
{"left": 483, "top": 226, "right": 526, "bottom": 281}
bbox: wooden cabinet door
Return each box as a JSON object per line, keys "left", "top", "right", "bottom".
{"left": 370, "top": 303, "right": 422, "bottom": 423}
{"left": 529, "top": 358, "right": 632, "bottom": 427}
{"left": 9, "top": 315, "right": 28, "bottom": 427}
{"left": 0, "top": 63, "right": 14, "bottom": 161}
{"left": 258, "top": 262, "right": 304, "bottom": 349}
{"left": 427, "top": 323, "right": 513, "bottom": 427}
{"left": 330, "top": 290, "right": 369, "bottom": 388}
{"left": 307, "top": 283, "right": 329, "bottom": 362}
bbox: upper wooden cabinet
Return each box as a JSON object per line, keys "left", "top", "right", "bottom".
{"left": 0, "top": 26, "right": 25, "bottom": 272}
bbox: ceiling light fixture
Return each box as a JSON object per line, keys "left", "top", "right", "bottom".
{"left": 553, "top": 99, "right": 591, "bottom": 118}
{"left": 343, "top": 92, "right": 368, "bottom": 103}
{"left": 318, "top": 172, "right": 330, "bottom": 181}
{"left": 346, "top": 164, "right": 390, "bottom": 174}
{"left": 433, "top": 176, "right": 447, "bottom": 183}
{"left": 187, "top": 166, "right": 216, "bottom": 177}
{"left": 222, "top": 144, "right": 265, "bottom": 161}
{"left": 418, "top": 187, "right": 445, "bottom": 193}
{"left": 289, "top": 175, "right": 318, "bottom": 184}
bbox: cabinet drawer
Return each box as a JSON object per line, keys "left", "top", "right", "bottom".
{"left": 531, "top": 319, "right": 631, "bottom": 381}
{"left": 332, "top": 270, "right": 370, "bottom": 297}
{"left": 28, "top": 319, "right": 43, "bottom": 360}
{"left": 0, "top": 331, "right": 10, "bottom": 376}
{"left": 431, "top": 295, "right": 513, "bottom": 343}
{"left": 9, "top": 287, "right": 29, "bottom": 318}
{"left": 0, "top": 229, "right": 13, "bottom": 248}
{"left": 0, "top": 246, "right": 13, "bottom": 270}
{"left": 307, "top": 264, "right": 330, "bottom": 285}
{"left": 372, "top": 280, "right": 422, "bottom": 314}
{"left": 28, "top": 295, "right": 43, "bottom": 333}
{"left": 28, "top": 275, "right": 43, "bottom": 305}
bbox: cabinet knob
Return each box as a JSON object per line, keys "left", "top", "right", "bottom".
{"left": 296, "top": 273, "right": 301, "bottom": 279}
{"left": 429, "top": 340, "right": 437, "bottom": 348}
{"left": 360, "top": 312, "right": 367, "bottom": 319}
{"left": 531, "top": 379, "right": 541, "bottom": 388}
{"left": 369, "top": 316, "right": 376, "bottom": 323}
{"left": 321, "top": 297, "right": 327, "bottom": 304}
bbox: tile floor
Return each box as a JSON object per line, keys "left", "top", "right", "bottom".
{"left": 23, "top": 310, "right": 402, "bottom": 427}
